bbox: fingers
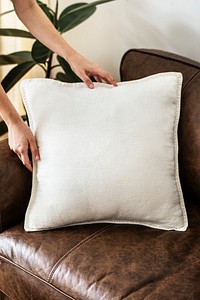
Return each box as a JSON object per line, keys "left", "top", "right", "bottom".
{"left": 29, "top": 137, "right": 40, "bottom": 161}
{"left": 93, "top": 75, "right": 103, "bottom": 83}
{"left": 95, "top": 69, "right": 117, "bottom": 86}
{"left": 68, "top": 52, "right": 117, "bottom": 88}
{"left": 15, "top": 142, "right": 33, "bottom": 172}
{"left": 88, "top": 68, "right": 117, "bottom": 88}
{"left": 13, "top": 139, "right": 40, "bottom": 173}
{"left": 85, "top": 78, "right": 94, "bottom": 89}
{"left": 8, "top": 121, "right": 40, "bottom": 172}
{"left": 80, "top": 69, "right": 117, "bottom": 89}
{"left": 71, "top": 61, "right": 117, "bottom": 88}
{"left": 89, "top": 65, "right": 117, "bottom": 85}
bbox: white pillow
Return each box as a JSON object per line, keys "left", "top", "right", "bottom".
{"left": 20, "top": 73, "right": 188, "bottom": 232}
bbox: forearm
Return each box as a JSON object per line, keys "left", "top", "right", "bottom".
{"left": 0, "top": 84, "right": 22, "bottom": 127}
{"left": 12, "top": 0, "right": 76, "bottom": 62}
{"left": 12, "top": 0, "right": 116, "bottom": 88}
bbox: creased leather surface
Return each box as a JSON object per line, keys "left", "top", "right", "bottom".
{"left": 0, "top": 292, "right": 10, "bottom": 300}
{"left": 0, "top": 139, "right": 32, "bottom": 232}
{"left": 0, "top": 261, "right": 73, "bottom": 300}
{"left": 0, "top": 202, "right": 200, "bottom": 300}
{"left": 1, "top": 49, "right": 200, "bottom": 299}
{"left": 120, "top": 48, "right": 200, "bottom": 201}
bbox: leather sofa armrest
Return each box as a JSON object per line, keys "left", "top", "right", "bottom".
{"left": 0, "top": 139, "right": 32, "bottom": 232}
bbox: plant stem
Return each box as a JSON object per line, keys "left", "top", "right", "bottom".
{"left": 0, "top": 9, "right": 14, "bottom": 17}
{"left": 54, "top": 0, "right": 59, "bottom": 29}
{"left": 38, "top": 64, "right": 47, "bottom": 73}
{"left": 50, "top": 64, "right": 60, "bottom": 70}
{"left": 46, "top": 53, "right": 53, "bottom": 78}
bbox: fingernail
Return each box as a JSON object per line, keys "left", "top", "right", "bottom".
{"left": 35, "top": 155, "right": 40, "bottom": 160}
{"left": 89, "top": 83, "right": 94, "bottom": 89}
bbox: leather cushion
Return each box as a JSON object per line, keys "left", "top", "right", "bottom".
{"left": 0, "top": 202, "right": 199, "bottom": 300}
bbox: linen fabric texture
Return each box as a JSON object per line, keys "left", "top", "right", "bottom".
{"left": 20, "top": 73, "right": 188, "bottom": 232}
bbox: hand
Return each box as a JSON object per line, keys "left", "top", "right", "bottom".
{"left": 68, "top": 52, "right": 117, "bottom": 89}
{"left": 8, "top": 120, "right": 40, "bottom": 172}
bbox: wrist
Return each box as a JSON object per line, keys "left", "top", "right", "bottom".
{"left": 62, "top": 47, "right": 78, "bottom": 65}
{"left": 4, "top": 110, "right": 23, "bottom": 129}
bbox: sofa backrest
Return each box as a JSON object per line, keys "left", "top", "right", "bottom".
{"left": 120, "top": 49, "right": 200, "bottom": 201}
{"left": 1, "top": 49, "right": 200, "bottom": 233}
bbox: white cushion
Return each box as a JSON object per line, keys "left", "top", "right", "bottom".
{"left": 20, "top": 73, "right": 188, "bottom": 232}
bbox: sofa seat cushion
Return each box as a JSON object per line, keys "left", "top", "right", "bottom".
{"left": 0, "top": 202, "right": 200, "bottom": 300}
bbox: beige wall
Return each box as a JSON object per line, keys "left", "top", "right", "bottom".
{"left": 51, "top": 0, "right": 200, "bottom": 80}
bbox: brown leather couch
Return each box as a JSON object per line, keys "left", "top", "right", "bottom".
{"left": 1, "top": 49, "right": 200, "bottom": 300}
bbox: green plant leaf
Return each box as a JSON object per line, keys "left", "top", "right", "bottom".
{"left": 59, "top": 0, "right": 115, "bottom": 19}
{"left": 0, "top": 0, "right": 115, "bottom": 92}
{"left": 58, "top": 3, "right": 96, "bottom": 33}
{"left": 37, "top": 0, "right": 54, "bottom": 21}
{"left": 1, "top": 61, "right": 36, "bottom": 92}
{"left": 0, "top": 9, "right": 14, "bottom": 17}
{"left": 58, "top": 0, "right": 115, "bottom": 33}
{"left": 21, "top": 115, "right": 27, "bottom": 122}
{"left": 56, "top": 71, "right": 81, "bottom": 83}
{"left": 56, "top": 56, "right": 81, "bottom": 82}
{"left": 32, "top": 40, "right": 51, "bottom": 63}
{"left": 0, "top": 51, "right": 33, "bottom": 65}
{"left": 82, "top": 0, "right": 116, "bottom": 7}
{"left": 55, "top": 72, "right": 70, "bottom": 82}
{"left": 0, "top": 28, "right": 34, "bottom": 38}
{"left": 59, "top": 3, "right": 87, "bottom": 19}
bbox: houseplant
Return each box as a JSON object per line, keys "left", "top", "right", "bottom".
{"left": 0, "top": 0, "right": 115, "bottom": 135}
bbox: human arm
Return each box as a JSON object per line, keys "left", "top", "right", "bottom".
{"left": 12, "top": 0, "right": 117, "bottom": 88}
{"left": 1, "top": 0, "right": 116, "bottom": 172}
{"left": 0, "top": 84, "right": 39, "bottom": 172}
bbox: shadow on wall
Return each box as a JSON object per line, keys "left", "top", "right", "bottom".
{"left": 111, "top": 8, "right": 171, "bottom": 80}
{"left": 110, "top": 0, "right": 200, "bottom": 80}
{"left": 168, "top": 23, "right": 200, "bottom": 61}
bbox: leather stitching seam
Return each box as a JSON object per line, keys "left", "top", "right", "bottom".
{"left": 47, "top": 224, "right": 113, "bottom": 283}
{"left": 0, "top": 256, "right": 76, "bottom": 300}
{"left": 182, "top": 70, "right": 200, "bottom": 92}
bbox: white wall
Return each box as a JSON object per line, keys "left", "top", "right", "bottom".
{"left": 51, "top": 0, "right": 200, "bottom": 81}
